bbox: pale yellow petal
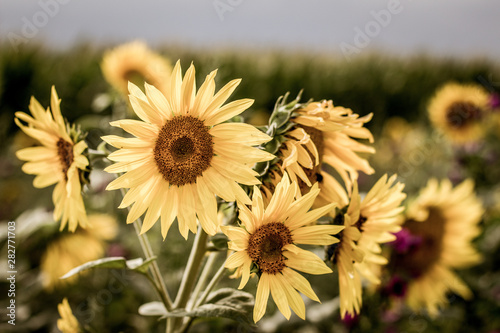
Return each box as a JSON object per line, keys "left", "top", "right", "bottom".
{"left": 282, "top": 268, "right": 320, "bottom": 302}
{"left": 210, "top": 122, "right": 271, "bottom": 145}
{"left": 202, "top": 78, "right": 242, "bottom": 121}
{"left": 269, "top": 275, "right": 291, "bottom": 320}
{"left": 195, "top": 177, "right": 219, "bottom": 235}
{"left": 144, "top": 82, "right": 173, "bottom": 121}
{"left": 292, "top": 225, "right": 344, "bottom": 245}
{"left": 110, "top": 119, "right": 159, "bottom": 140}
{"left": 204, "top": 98, "right": 254, "bottom": 126}
{"left": 160, "top": 185, "right": 179, "bottom": 239}
{"left": 254, "top": 273, "right": 271, "bottom": 323}
{"left": 180, "top": 63, "right": 196, "bottom": 115}
{"left": 192, "top": 69, "right": 217, "bottom": 118}
{"left": 283, "top": 245, "right": 332, "bottom": 275}
{"left": 225, "top": 251, "right": 249, "bottom": 269}
{"left": 211, "top": 155, "right": 260, "bottom": 186}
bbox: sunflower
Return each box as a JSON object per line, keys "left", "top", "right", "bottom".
{"left": 326, "top": 174, "right": 406, "bottom": 318}
{"left": 428, "top": 82, "right": 491, "bottom": 144}
{"left": 41, "top": 214, "right": 118, "bottom": 290}
{"left": 15, "top": 86, "right": 89, "bottom": 232}
{"left": 354, "top": 174, "right": 406, "bottom": 285}
{"left": 392, "top": 178, "right": 483, "bottom": 316}
{"left": 57, "top": 298, "right": 81, "bottom": 333}
{"left": 292, "top": 100, "right": 375, "bottom": 191}
{"left": 222, "top": 173, "right": 343, "bottom": 322}
{"left": 101, "top": 40, "right": 172, "bottom": 96}
{"left": 264, "top": 100, "right": 374, "bottom": 206}
{"left": 103, "top": 61, "right": 274, "bottom": 239}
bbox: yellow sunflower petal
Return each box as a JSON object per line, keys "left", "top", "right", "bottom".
{"left": 254, "top": 273, "right": 271, "bottom": 323}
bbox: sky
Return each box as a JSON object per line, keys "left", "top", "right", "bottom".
{"left": 1, "top": 0, "right": 499, "bottom": 59}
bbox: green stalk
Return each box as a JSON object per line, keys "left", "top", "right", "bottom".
{"left": 179, "top": 257, "right": 228, "bottom": 333}
{"left": 120, "top": 188, "right": 173, "bottom": 312}
{"left": 187, "top": 252, "right": 218, "bottom": 311}
{"left": 169, "top": 227, "right": 209, "bottom": 332}
{"left": 174, "top": 227, "right": 208, "bottom": 307}
{"left": 132, "top": 219, "right": 173, "bottom": 311}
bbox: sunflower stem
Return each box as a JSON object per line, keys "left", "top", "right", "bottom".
{"left": 179, "top": 255, "right": 228, "bottom": 333}
{"left": 132, "top": 219, "right": 173, "bottom": 311}
{"left": 171, "top": 227, "right": 208, "bottom": 332}
{"left": 118, "top": 186, "right": 173, "bottom": 312}
{"left": 174, "top": 226, "right": 208, "bottom": 307}
{"left": 194, "top": 255, "right": 227, "bottom": 308}
{"left": 187, "top": 251, "right": 218, "bottom": 311}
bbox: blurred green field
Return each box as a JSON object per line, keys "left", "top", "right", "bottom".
{"left": 1, "top": 43, "right": 499, "bottom": 144}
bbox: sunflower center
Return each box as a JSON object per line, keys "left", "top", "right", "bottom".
{"left": 446, "top": 101, "right": 482, "bottom": 128}
{"left": 123, "top": 70, "right": 148, "bottom": 90}
{"left": 154, "top": 116, "right": 214, "bottom": 186}
{"left": 393, "top": 207, "right": 445, "bottom": 277}
{"left": 247, "top": 222, "right": 293, "bottom": 275}
{"left": 57, "top": 138, "right": 74, "bottom": 180}
{"left": 171, "top": 137, "right": 195, "bottom": 161}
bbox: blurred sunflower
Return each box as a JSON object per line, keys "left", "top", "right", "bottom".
{"left": 222, "top": 173, "right": 343, "bottom": 322}
{"left": 41, "top": 214, "right": 118, "bottom": 290}
{"left": 354, "top": 175, "right": 406, "bottom": 285}
{"left": 393, "top": 178, "right": 483, "bottom": 316}
{"left": 428, "top": 82, "right": 491, "bottom": 144}
{"left": 103, "top": 61, "right": 274, "bottom": 239}
{"left": 327, "top": 174, "right": 405, "bottom": 318}
{"left": 15, "top": 86, "right": 89, "bottom": 232}
{"left": 57, "top": 298, "right": 81, "bottom": 333}
{"left": 101, "top": 40, "right": 172, "bottom": 96}
{"left": 292, "top": 100, "right": 375, "bottom": 191}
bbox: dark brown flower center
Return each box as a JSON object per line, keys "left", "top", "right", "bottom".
{"left": 57, "top": 138, "right": 74, "bottom": 181}
{"left": 393, "top": 207, "right": 445, "bottom": 277}
{"left": 153, "top": 116, "right": 214, "bottom": 186}
{"left": 446, "top": 101, "right": 482, "bottom": 129}
{"left": 247, "top": 222, "right": 293, "bottom": 274}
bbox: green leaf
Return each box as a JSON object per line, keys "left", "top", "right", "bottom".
{"left": 138, "top": 302, "right": 168, "bottom": 317}
{"left": 271, "top": 109, "right": 292, "bottom": 129}
{"left": 210, "top": 233, "right": 229, "bottom": 250}
{"left": 254, "top": 160, "right": 271, "bottom": 177}
{"left": 265, "top": 135, "right": 286, "bottom": 155}
{"left": 153, "top": 288, "right": 255, "bottom": 324}
{"left": 127, "top": 256, "right": 157, "bottom": 274}
{"left": 60, "top": 256, "right": 156, "bottom": 279}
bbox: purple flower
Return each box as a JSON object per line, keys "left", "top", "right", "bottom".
{"left": 490, "top": 93, "right": 500, "bottom": 109}
{"left": 385, "top": 276, "right": 408, "bottom": 298}
{"left": 390, "top": 228, "right": 422, "bottom": 253}
{"left": 342, "top": 312, "right": 359, "bottom": 328}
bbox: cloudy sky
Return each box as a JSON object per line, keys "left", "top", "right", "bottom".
{"left": 1, "top": 0, "right": 499, "bottom": 59}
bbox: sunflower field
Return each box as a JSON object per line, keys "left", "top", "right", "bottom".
{"left": 0, "top": 42, "right": 499, "bottom": 333}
